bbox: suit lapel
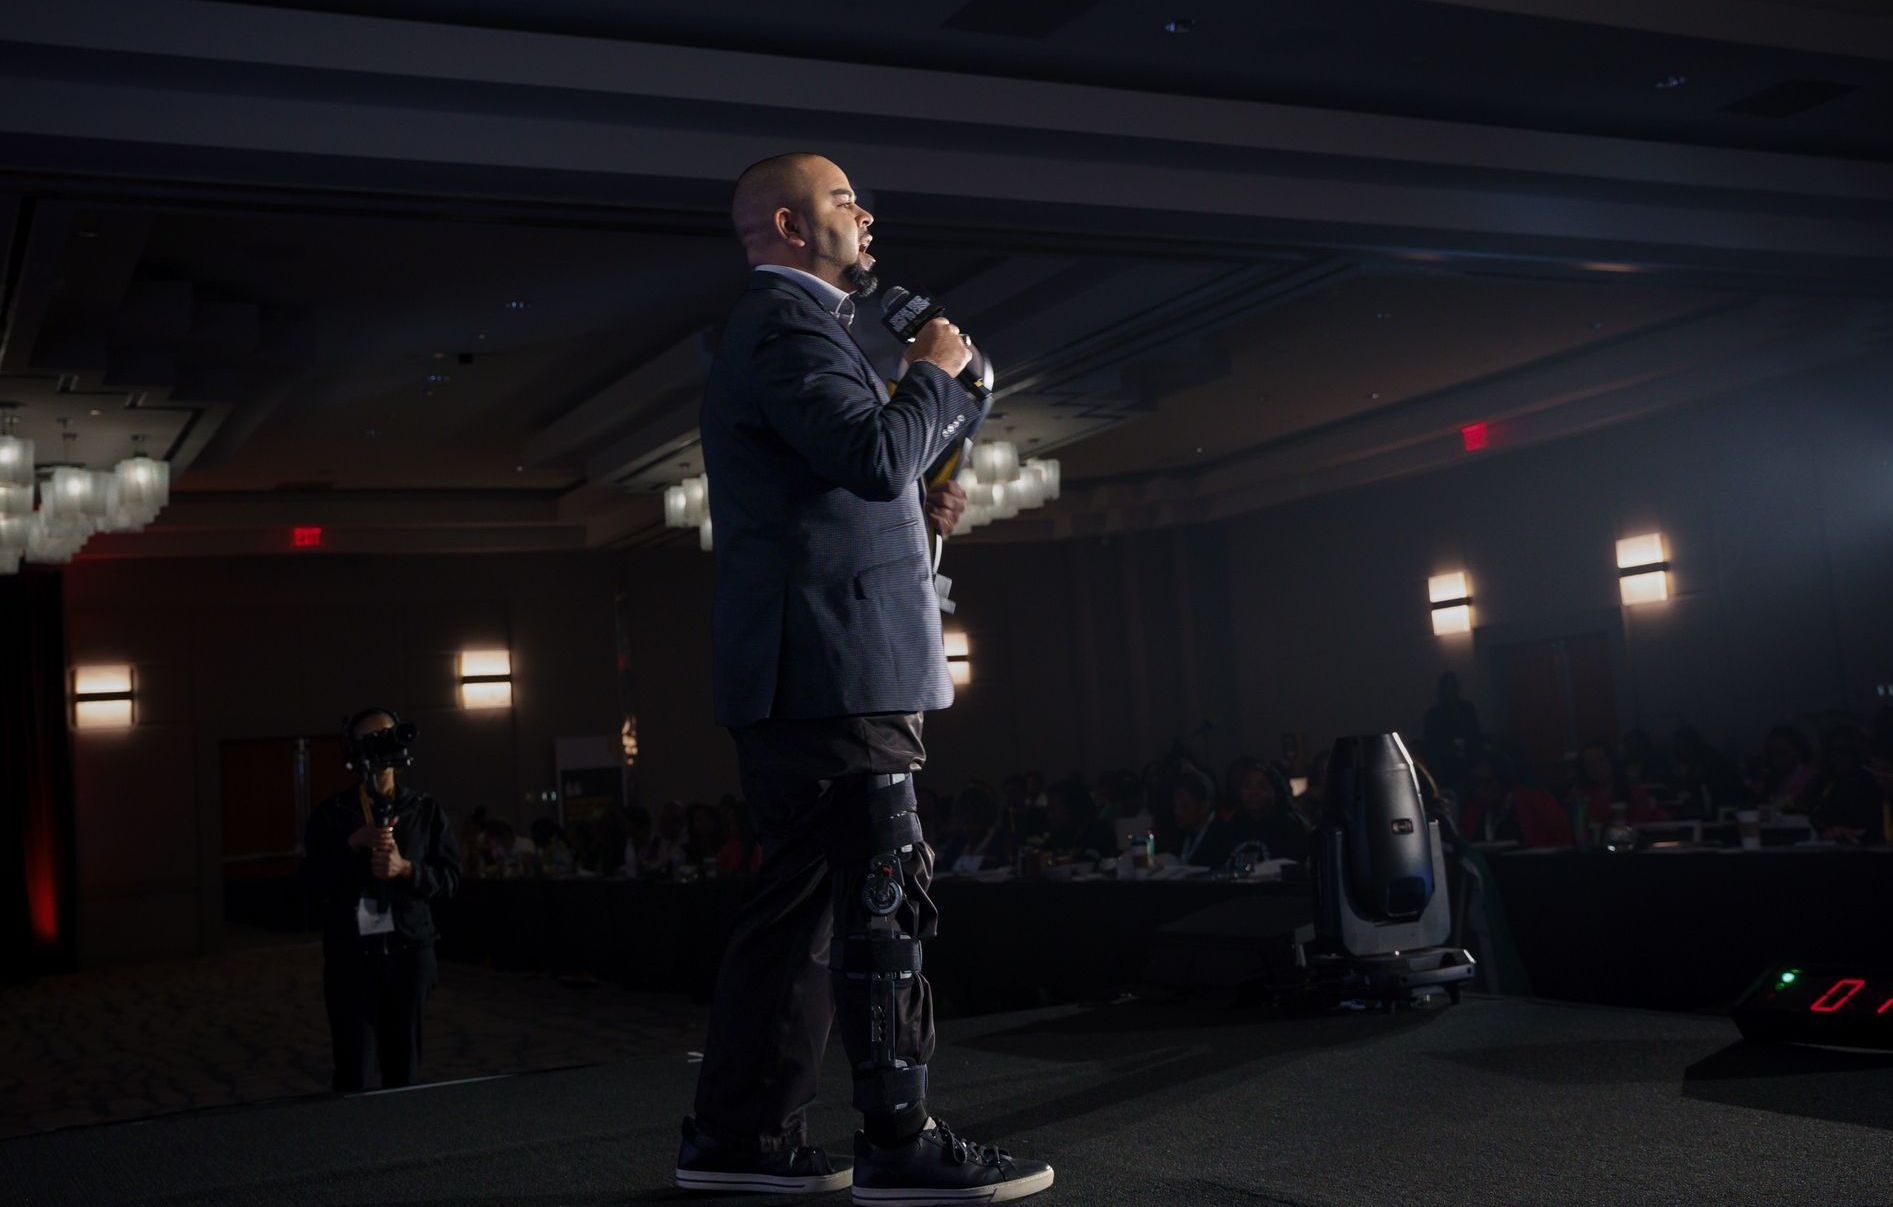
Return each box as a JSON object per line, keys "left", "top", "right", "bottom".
{"left": 749, "top": 276, "right": 885, "bottom": 397}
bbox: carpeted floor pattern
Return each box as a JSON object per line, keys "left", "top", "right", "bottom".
{"left": 4, "top": 994, "right": 1891, "bottom": 1205}
{"left": 0, "top": 931, "right": 707, "bottom": 1139}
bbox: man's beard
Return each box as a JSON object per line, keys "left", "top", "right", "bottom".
{"left": 843, "top": 261, "right": 879, "bottom": 299}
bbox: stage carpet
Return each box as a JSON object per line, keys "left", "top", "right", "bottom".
{"left": 4, "top": 995, "right": 1889, "bottom": 1205}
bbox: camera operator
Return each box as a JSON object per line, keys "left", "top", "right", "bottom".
{"left": 300, "top": 708, "right": 461, "bottom": 1091}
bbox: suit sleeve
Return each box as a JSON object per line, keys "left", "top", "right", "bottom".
{"left": 751, "top": 309, "right": 966, "bottom": 501}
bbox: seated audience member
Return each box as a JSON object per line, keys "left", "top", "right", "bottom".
{"left": 1753, "top": 724, "right": 1817, "bottom": 814}
{"left": 1145, "top": 768, "right": 1183, "bottom": 857}
{"left": 683, "top": 801, "right": 725, "bottom": 867}
{"left": 1093, "top": 768, "right": 1152, "bottom": 850}
{"left": 641, "top": 800, "right": 688, "bottom": 873}
{"left": 714, "top": 797, "right": 762, "bottom": 875}
{"left": 1022, "top": 770, "right": 1051, "bottom": 835}
{"left": 935, "top": 785, "right": 1005, "bottom": 873}
{"left": 1620, "top": 729, "right": 1671, "bottom": 790}
{"left": 529, "top": 817, "right": 576, "bottom": 877}
{"left": 1000, "top": 773, "right": 1041, "bottom": 841}
{"left": 569, "top": 813, "right": 621, "bottom": 876}
{"left": 621, "top": 804, "right": 654, "bottom": 876}
{"left": 1808, "top": 724, "right": 1886, "bottom": 845}
{"left": 1225, "top": 756, "right": 1310, "bottom": 862}
{"left": 1044, "top": 777, "right": 1114, "bottom": 855}
{"left": 478, "top": 819, "right": 534, "bottom": 877}
{"left": 1668, "top": 726, "right": 1745, "bottom": 817}
{"left": 1567, "top": 740, "right": 1669, "bottom": 834}
{"left": 1411, "top": 754, "right": 1457, "bottom": 825}
{"left": 1171, "top": 768, "right": 1240, "bottom": 869}
{"left": 1459, "top": 754, "right": 1572, "bottom": 848}
{"left": 1421, "top": 671, "right": 1483, "bottom": 796}
{"left": 459, "top": 805, "right": 490, "bottom": 875}
{"left": 1295, "top": 748, "right": 1329, "bottom": 829}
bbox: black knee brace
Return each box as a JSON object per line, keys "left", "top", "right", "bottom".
{"left": 836, "top": 772, "right": 928, "bottom": 1115}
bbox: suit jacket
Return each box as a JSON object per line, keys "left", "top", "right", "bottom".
{"left": 300, "top": 785, "right": 461, "bottom": 947}
{"left": 701, "top": 271, "right": 973, "bottom": 727}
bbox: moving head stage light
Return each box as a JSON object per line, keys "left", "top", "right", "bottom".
{"left": 1300, "top": 733, "right": 1477, "bottom": 1009}
{"left": 1145, "top": 733, "right": 1475, "bottom": 1012}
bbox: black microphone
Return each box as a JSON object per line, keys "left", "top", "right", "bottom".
{"left": 880, "top": 286, "right": 995, "bottom": 402}
{"left": 880, "top": 285, "right": 997, "bottom": 613}
{"left": 368, "top": 784, "right": 396, "bottom": 911}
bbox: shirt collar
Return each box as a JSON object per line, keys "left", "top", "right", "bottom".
{"left": 753, "top": 264, "right": 854, "bottom": 321}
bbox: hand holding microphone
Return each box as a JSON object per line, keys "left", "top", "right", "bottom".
{"left": 881, "top": 286, "right": 993, "bottom": 401}
{"left": 901, "top": 317, "right": 973, "bottom": 381}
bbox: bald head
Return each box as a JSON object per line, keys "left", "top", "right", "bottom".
{"left": 731, "top": 153, "right": 825, "bottom": 254}
{"left": 730, "top": 153, "right": 876, "bottom": 289}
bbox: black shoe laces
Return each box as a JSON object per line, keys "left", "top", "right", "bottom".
{"left": 932, "top": 1120, "right": 1010, "bottom": 1169}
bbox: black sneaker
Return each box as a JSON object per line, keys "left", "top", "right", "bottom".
{"left": 674, "top": 1116, "right": 853, "bottom": 1194}
{"left": 852, "top": 1119, "right": 1054, "bottom": 1204}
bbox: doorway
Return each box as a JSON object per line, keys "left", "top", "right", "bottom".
{"left": 220, "top": 736, "right": 351, "bottom": 929}
{"left": 1490, "top": 632, "right": 1618, "bottom": 789}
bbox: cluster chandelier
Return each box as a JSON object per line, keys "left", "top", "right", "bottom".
{"left": 954, "top": 440, "right": 1060, "bottom": 530}
{"left": 661, "top": 440, "right": 1058, "bottom": 553}
{"left": 0, "top": 417, "right": 171, "bottom": 574}
{"left": 662, "top": 473, "right": 713, "bottom": 551}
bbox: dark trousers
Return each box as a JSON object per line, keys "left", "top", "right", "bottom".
{"left": 693, "top": 714, "right": 938, "bottom": 1153}
{"left": 322, "top": 936, "right": 437, "bottom": 1092}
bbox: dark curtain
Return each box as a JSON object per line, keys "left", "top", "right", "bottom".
{"left": 0, "top": 568, "right": 77, "bottom": 979}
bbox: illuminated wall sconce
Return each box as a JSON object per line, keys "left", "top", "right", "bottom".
{"left": 1428, "top": 571, "right": 1474, "bottom": 636}
{"left": 1616, "top": 533, "right": 1670, "bottom": 605}
{"left": 943, "top": 630, "right": 972, "bottom": 687}
{"left": 458, "top": 648, "right": 513, "bottom": 709}
{"left": 72, "top": 664, "right": 134, "bottom": 729}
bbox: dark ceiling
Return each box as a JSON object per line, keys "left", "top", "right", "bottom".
{"left": 241, "top": 0, "right": 1893, "bottom": 158}
{"left": 0, "top": 0, "right": 1887, "bottom": 558}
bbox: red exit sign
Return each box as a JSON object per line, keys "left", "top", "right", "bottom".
{"left": 292, "top": 526, "right": 323, "bottom": 548}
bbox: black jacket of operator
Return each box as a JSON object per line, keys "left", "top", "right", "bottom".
{"left": 301, "top": 785, "right": 461, "bottom": 946}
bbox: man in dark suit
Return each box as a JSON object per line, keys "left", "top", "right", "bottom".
{"left": 676, "top": 153, "right": 1053, "bottom": 1203}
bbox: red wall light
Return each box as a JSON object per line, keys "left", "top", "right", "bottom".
{"left": 292, "top": 526, "right": 323, "bottom": 548}
{"left": 1460, "top": 422, "right": 1490, "bottom": 452}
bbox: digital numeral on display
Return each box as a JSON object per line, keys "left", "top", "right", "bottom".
{"left": 1808, "top": 978, "right": 1866, "bottom": 1013}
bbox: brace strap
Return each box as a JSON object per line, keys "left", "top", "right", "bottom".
{"left": 835, "top": 934, "right": 923, "bottom": 975}
{"left": 852, "top": 1063, "right": 929, "bottom": 1114}
{"left": 865, "top": 774, "right": 922, "bottom": 851}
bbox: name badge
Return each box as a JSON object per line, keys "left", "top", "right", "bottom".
{"left": 355, "top": 896, "right": 395, "bottom": 936}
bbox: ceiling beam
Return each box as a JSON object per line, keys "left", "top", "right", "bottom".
{"left": 522, "top": 327, "right": 711, "bottom": 470}
{"left": 1434, "top": 0, "right": 1893, "bottom": 61}
{"left": 993, "top": 296, "right": 1891, "bottom": 536}
{"left": 0, "top": 2, "right": 1889, "bottom": 283}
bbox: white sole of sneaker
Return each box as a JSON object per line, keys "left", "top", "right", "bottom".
{"left": 852, "top": 1167, "right": 1055, "bottom": 1204}
{"left": 676, "top": 1168, "right": 854, "bottom": 1193}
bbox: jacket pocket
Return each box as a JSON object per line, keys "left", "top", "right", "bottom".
{"left": 853, "top": 552, "right": 929, "bottom": 600}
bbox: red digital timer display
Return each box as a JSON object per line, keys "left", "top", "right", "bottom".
{"left": 1733, "top": 966, "right": 1893, "bottom": 1049}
